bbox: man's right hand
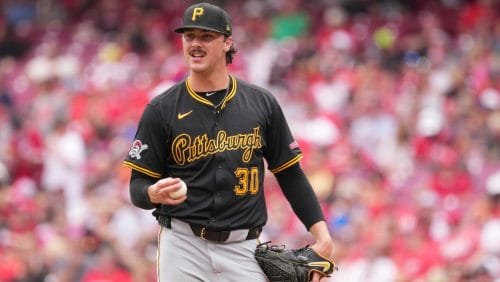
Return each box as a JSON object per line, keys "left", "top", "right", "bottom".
{"left": 148, "top": 177, "right": 187, "bottom": 205}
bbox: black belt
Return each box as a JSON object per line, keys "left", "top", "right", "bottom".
{"left": 158, "top": 215, "right": 261, "bottom": 242}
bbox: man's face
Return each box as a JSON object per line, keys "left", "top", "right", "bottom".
{"left": 182, "top": 28, "right": 231, "bottom": 73}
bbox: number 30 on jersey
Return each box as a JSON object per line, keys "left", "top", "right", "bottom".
{"left": 234, "top": 167, "right": 259, "bottom": 196}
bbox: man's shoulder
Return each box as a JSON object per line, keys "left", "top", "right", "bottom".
{"left": 235, "top": 77, "right": 274, "bottom": 99}
{"left": 150, "top": 80, "right": 186, "bottom": 105}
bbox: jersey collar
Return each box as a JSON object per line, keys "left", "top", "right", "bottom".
{"left": 185, "top": 75, "right": 237, "bottom": 109}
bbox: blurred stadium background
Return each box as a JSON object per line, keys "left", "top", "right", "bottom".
{"left": 0, "top": 0, "right": 500, "bottom": 281}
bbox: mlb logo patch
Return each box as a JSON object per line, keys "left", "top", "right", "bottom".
{"left": 289, "top": 141, "right": 300, "bottom": 150}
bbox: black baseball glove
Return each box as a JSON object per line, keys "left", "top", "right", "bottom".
{"left": 254, "top": 241, "right": 337, "bottom": 282}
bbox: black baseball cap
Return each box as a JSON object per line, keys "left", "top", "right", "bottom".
{"left": 174, "top": 3, "right": 232, "bottom": 36}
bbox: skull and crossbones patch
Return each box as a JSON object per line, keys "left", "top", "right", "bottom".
{"left": 128, "top": 140, "right": 149, "bottom": 160}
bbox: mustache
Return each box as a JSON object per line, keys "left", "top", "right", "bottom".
{"left": 189, "top": 48, "right": 206, "bottom": 56}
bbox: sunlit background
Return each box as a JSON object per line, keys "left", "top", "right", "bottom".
{"left": 0, "top": 0, "right": 499, "bottom": 281}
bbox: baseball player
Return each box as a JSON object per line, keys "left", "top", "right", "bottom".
{"left": 123, "top": 3, "right": 334, "bottom": 281}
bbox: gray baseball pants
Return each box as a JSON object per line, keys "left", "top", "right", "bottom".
{"left": 157, "top": 219, "right": 268, "bottom": 282}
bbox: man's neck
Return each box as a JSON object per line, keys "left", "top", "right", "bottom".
{"left": 188, "top": 70, "right": 230, "bottom": 92}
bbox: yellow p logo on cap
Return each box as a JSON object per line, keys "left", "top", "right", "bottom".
{"left": 192, "top": 7, "right": 204, "bottom": 21}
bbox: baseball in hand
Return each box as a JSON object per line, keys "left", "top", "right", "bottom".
{"left": 169, "top": 180, "right": 187, "bottom": 199}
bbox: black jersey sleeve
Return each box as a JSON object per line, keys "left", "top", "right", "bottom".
{"left": 264, "top": 96, "right": 302, "bottom": 174}
{"left": 123, "top": 103, "right": 169, "bottom": 178}
{"left": 274, "top": 163, "right": 325, "bottom": 230}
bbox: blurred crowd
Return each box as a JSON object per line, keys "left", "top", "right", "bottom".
{"left": 0, "top": 0, "right": 499, "bottom": 281}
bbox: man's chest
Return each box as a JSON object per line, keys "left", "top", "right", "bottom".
{"left": 167, "top": 101, "right": 267, "bottom": 166}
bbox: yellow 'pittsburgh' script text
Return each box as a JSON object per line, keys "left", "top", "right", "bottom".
{"left": 172, "top": 127, "right": 262, "bottom": 165}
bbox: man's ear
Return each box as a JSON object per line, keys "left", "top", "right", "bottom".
{"left": 224, "top": 36, "right": 233, "bottom": 51}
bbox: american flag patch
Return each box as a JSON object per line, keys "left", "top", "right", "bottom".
{"left": 289, "top": 141, "right": 300, "bottom": 150}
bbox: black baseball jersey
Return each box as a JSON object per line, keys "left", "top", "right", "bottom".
{"left": 123, "top": 75, "right": 302, "bottom": 230}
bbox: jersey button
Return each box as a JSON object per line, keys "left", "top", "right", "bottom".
{"left": 218, "top": 165, "right": 222, "bottom": 169}
{"left": 209, "top": 218, "right": 216, "bottom": 223}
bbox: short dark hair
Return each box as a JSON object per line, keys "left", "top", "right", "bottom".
{"left": 225, "top": 36, "right": 237, "bottom": 65}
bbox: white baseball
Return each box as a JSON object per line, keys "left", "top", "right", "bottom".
{"left": 169, "top": 180, "right": 187, "bottom": 199}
